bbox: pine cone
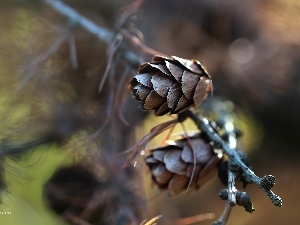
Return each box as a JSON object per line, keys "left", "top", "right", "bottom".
{"left": 145, "top": 133, "right": 223, "bottom": 196}
{"left": 129, "top": 55, "right": 212, "bottom": 116}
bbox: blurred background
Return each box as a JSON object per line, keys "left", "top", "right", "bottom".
{"left": 0, "top": 0, "right": 299, "bottom": 224}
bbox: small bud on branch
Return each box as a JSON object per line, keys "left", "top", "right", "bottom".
{"left": 180, "top": 109, "right": 282, "bottom": 207}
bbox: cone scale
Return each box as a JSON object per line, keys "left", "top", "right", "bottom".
{"left": 129, "top": 55, "right": 212, "bottom": 116}
{"left": 145, "top": 133, "right": 223, "bottom": 196}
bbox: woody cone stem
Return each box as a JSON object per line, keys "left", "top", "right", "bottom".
{"left": 129, "top": 55, "right": 212, "bottom": 116}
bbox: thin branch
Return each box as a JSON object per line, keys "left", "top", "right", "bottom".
{"left": 212, "top": 203, "right": 232, "bottom": 225}
{"left": 227, "top": 171, "right": 237, "bottom": 206}
{"left": 42, "top": 0, "right": 142, "bottom": 67}
{"left": 42, "top": 0, "right": 113, "bottom": 43}
{"left": 121, "top": 118, "right": 178, "bottom": 169}
{"left": 115, "top": 66, "right": 131, "bottom": 126}
{"left": 181, "top": 109, "right": 282, "bottom": 207}
{"left": 98, "top": 34, "right": 123, "bottom": 92}
{"left": 68, "top": 35, "right": 78, "bottom": 69}
{"left": 183, "top": 110, "right": 260, "bottom": 182}
{"left": 141, "top": 215, "right": 162, "bottom": 225}
{"left": 175, "top": 213, "right": 215, "bottom": 225}
{"left": 121, "top": 29, "right": 167, "bottom": 57}
{"left": 17, "top": 29, "right": 70, "bottom": 90}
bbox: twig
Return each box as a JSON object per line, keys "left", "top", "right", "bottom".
{"left": 175, "top": 213, "right": 215, "bottom": 224}
{"left": 121, "top": 29, "right": 167, "bottom": 57}
{"left": 98, "top": 34, "right": 123, "bottom": 92}
{"left": 121, "top": 118, "right": 178, "bottom": 166}
{"left": 141, "top": 215, "right": 162, "bottom": 225}
{"left": 212, "top": 203, "right": 232, "bottom": 225}
{"left": 68, "top": 35, "right": 78, "bottom": 69}
{"left": 17, "top": 29, "right": 70, "bottom": 90}
{"left": 181, "top": 109, "right": 282, "bottom": 207}
{"left": 42, "top": 0, "right": 142, "bottom": 67}
{"left": 221, "top": 111, "right": 237, "bottom": 207}
{"left": 227, "top": 171, "right": 237, "bottom": 206}
{"left": 42, "top": 0, "right": 113, "bottom": 43}
{"left": 183, "top": 109, "right": 260, "bottom": 183}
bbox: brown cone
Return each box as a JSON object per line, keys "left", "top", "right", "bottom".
{"left": 145, "top": 133, "right": 223, "bottom": 196}
{"left": 129, "top": 55, "right": 212, "bottom": 116}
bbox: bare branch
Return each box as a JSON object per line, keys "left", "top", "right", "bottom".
{"left": 227, "top": 171, "right": 237, "bottom": 206}
{"left": 212, "top": 203, "right": 232, "bottom": 225}
{"left": 141, "top": 215, "right": 162, "bottom": 225}
{"left": 42, "top": 0, "right": 142, "bottom": 67}
{"left": 17, "top": 29, "right": 70, "bottom": 90}
{"left": 42, "top": 0, "right": 113, "bottom": 43}
{"left": 181, "top": 109, "right": 282, "bottom": 208}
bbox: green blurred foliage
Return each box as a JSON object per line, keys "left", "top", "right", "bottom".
{"left": 0, "top": 6, "right": 67, "bottom": 224}
{"left": 0, "top": 145, "right": 67, "bottom": 225}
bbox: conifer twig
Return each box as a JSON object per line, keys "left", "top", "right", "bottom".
{"left": 42, "top": 0, "right": 142, "bottom": 67}
{"left": 181, "top": 109, "right": 282, "bottom": 208}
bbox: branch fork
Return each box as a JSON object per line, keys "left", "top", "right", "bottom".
{"left": 180, "top": 109, "right": 282, "bottom": 224}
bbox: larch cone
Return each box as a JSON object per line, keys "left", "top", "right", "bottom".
{"left": 129, "top": 55, "right": 212, "bottom": 116}
{"left": 145, "top": 133, "right": 223, "bottom": 196}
